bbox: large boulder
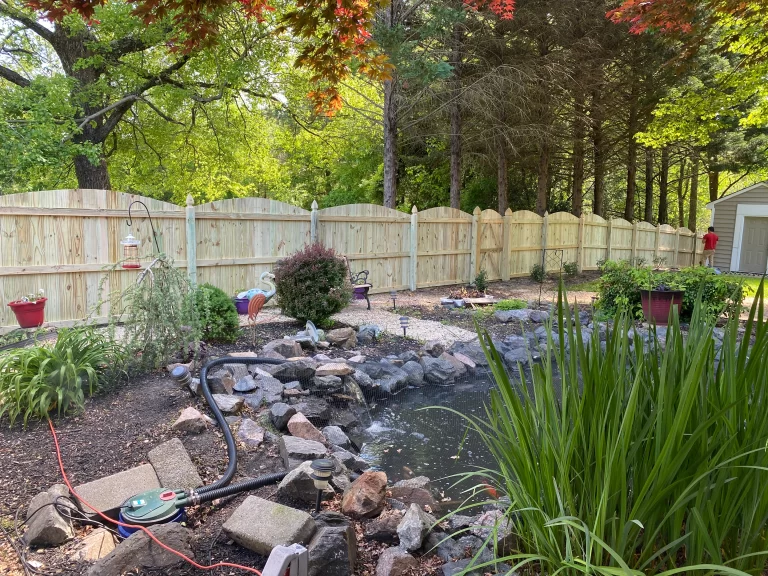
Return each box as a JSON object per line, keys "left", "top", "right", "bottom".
{"left": 355, "top": 362, "right": 409, "bottom": 395}
{"left": 269, "top": 359, "right": 317, "bottom": 383}
{"left": 270, "top": 402, "right": 297, "bottom": 431}
{"left": 322, "top": 426, "right": 351, "bottom": 449}
{"left": 312, "top": 375, "right": 345, "bottom": 395}
{"left": 288, "top": 413, "right": 327, "bottom": 444}
{"left": 308, "top": 513, "right": 357, "bottom": 576}
{"left": 263, "top": 338, "right": 303, "bottom": 358}
{"left": 400, "top": 361, "right": 425, "bottom": 387}
{"left": 529, "top": 310, "right": 550, "bottom": 323}
{"left": 278, "top": 461, "right": 334, "bottom": 503}
{"left": 291, "top": 398, "right": 331, "bottom": 425}
{"left": 388, "top": 486, "right": 440, "bottom": 512}
{"left": 449, "top": 339, "right": 488, "bottom": 367}
{"left": 397, "top": 503, "right": 435, "bottom": 552}
{"left": 280, "top": 436, "right": 327, "bottom": 470}
{"left": 494, "top": 309, "right": 530, "bottom": 323}
{"left": 341, "top": 471, "right": 387, "bottom": 519}
{"left": 439, "top": 353, "right": 467, "bottom": 378}
{"left": 24, "top": 485, "right": 74, "bottom": 547}
{"left": 420, "top": 356, "right": 457, "bottom": 386}
{"left": 331, "top": 448, "right": 369, "bottom": 472}
{"left": 364, "top": 509, "right": 403, "bottom": 543}
{"left": 87, "top": 524, "right": 191, "bottom": 576}
{"left": 326, "top": 328, "right": 357, "bottom": 349}
{"left": 375, "top": 547, "right": 418, "bottom": 576}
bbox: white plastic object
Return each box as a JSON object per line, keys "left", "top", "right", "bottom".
{"left": 261, "top": 544, "right": 308, "bottom": 576}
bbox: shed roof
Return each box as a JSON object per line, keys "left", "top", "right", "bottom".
{"left": 705, "top": 181, "right": 768, "bottom": 209}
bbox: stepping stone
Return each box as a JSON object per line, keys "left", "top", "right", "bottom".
{"left": 148, "top": 438, "right": 202, "bottom": 489}
{"left": 73, "top": 464, "right": 160, "bottom": 517}
{"left": 223, "top": 496, "right": 316, "bottom": 556}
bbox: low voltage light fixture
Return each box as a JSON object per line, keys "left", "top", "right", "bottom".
{"left": 399, "top": 316, "right": 409, "bottom": 337}
{"left": 390, "top": 290, "right": 398, "bottom": 311}
{"left": 310, "top": 459, "right": 334, "bottom": 513}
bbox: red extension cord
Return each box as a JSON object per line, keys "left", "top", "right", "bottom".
{"left": 48, "top": 419, "right": 263, "bottom": 575}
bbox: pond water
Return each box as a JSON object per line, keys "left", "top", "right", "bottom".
{"left": 353, "top": 373, "right": 498, "bottom": 505}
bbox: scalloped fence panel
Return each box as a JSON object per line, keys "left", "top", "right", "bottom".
{"left": 0, "top": 190, "right": 706, "bottom": 331}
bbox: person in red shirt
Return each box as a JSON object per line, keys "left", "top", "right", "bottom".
{"left": 701, "top": 226, "right": 718, "bottom": 267}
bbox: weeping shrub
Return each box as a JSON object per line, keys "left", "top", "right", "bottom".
{"left": 447, "top": 282, "right": 768, "bottom": 576}
{"left": 274, "top": 243, "right": 351, "bottom": 325}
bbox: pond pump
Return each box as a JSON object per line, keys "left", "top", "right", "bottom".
{"left": 119, "top": 357, "right": 289, "bottom": 536}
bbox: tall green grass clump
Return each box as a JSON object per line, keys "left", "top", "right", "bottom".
{"left": 454, "top": 282, "right": 768, "bottom": 576}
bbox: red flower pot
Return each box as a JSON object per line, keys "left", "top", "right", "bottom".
{"left": 640, "top": 290, "right": 683, "bottom": 326}
{"left": 7, "top": 298, "right": 47, "bottom": 328}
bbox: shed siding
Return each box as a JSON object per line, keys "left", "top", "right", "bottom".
{"left": 711, "top": 184, "right": 768, "bottom": 271}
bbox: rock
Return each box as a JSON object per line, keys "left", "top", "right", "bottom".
{"left": 448, "top": 515, "right": 474, "bottom": 534}
{"left": 223, "top": 496, "right": 316, "bottom": 556}
{"left": 439, "top": 353, "right": 467, "bottom": 378}
{"left": 229, "top": 351, "right": 258, "bottom": 358}
{"left": 280, "top": 436, "right": 327, "bottom": 469}
{"left": 383, "top": 355, "right": 404, "bottom": 367}
{"left": 357, "top": 324, "right": 381, "bottom": 344}
{"left": 494, "top": 309, "right": 530, "bottom": 323}
{"left": 451, "top": 352, "right": 476, "bottom": 370}
{"left": 259, "top": 349, "right": 286, "bottom": 362}
{"left": 314, "top": 353, "right": 333, "bottom": 362}
{"left": 349, "top": 369, "right": 376, "bottom": 392}
{"left": 148, "top": 438, "right": 203, "bottom": 489}
{"left": 504, "top": 334, "right": 533, "bottom": 349}
{"left": 341, "top": 471, "right": 387, "bottom": 519}
{"left": 225, "top": 416, "right": 242, "bottom": 425}
{"left": 288, "top": 412, "right": 327, "bottom": 444}
{"left": 441, "top": 558, "right": 484, "bottom": 576}
{"left": 455, "top": 535, "right": 494, "bottom": 563}
{"left": 529, "top": 310, "right": 550, "bottom": 323}
{"left": 393, "top": 476, "right": 431, "bottom": 491}
{"left": 387, "top": 498, "right": 409, "bottom": 511}
{"left": 316, "top": 363, "right": 354, "bottom": 377}
{"left": 207, "top": 369, "right": 232, "bottom": 394}
{"left": 356, "top": 362, "right": 409, "bottom": 395}
{"left": 331, "top": 448, "right": 369, "bottom": 472}
{"left": 400, "top": 361, "right": 425, "bottom": 387}
{"left": 329, "top": 406, "right": 364, "bottom": 433}
{"left": 312, "top": 375, "right": 345, "bottom": 394}
{"left": 87, "top": 523, "right": 191, "bottom": 576}
{"left": 73, "top": 465, "right": 160, "bottom": 517}
{"left": 375, "top": 547, "right": 418, "bottom": 576}
{"left": 263, "top": 338, "right": 303, "bottom": 358}
{"left": 471, "top": 509, "right": 516, "bottom": 554}
{"left": 348, "top": 355, "right": 366, "bottom": 363}
{"left": 317, "top": 341, "right": 331, "bottom": 350}
{"left": 504, "top": 348, "right": 529, "bottom": 367}
{"left": 222, "top": 363, "right": 250, "bottom": 381}
{"left": 270, "top": 402, "right": 297, "bottom": 431}
{"left": 327, "top": 327, "right": 357, "bottom": 349}
{"left": 424, "top": 340, "right": 445, "bottom": 357}
{"left": 389, "top": 487, "right": 440, "bottom": 512}
{"left": 399, "top": 350, "right": 420, "bottom": 363}
{"left": 256, "top": 374, "right": 286, "bottom": 402}
{"left": 278, "top": 461, "right": 334, "bottom": 503}
{"left": 24, "top": 485, "right": 74, "bottom": 546}
{"left": 291, "top": 398, "right": 331, "bottom": 425}
{"left": 172, "top": 407, "right": 210, "bottom": 434}
{"left": 322, "top": 426, "right": 351, "bottom": 449}
{"left": 364, "top": 509, "right": 403, "bottom": 543}
{"left": 242, "top": 391, "right": 265, "bottom": 410}
{"left": 237, "top": 418, "right": 265, "bottom": 447}
{"left": 397, "top": 503, "right": 435, "bottom": 552}
{"left": 271, "top": 359, "right": 317, "bottom": 383}
{"left": 72, "top": 528, "right": 116, "bottom": 561}
{"left": 285, "top": 380, "right": 304, "bottom": 392}
{"left": 233, "top": 375, "right": 258, "bottom": 393}
{"left": 420, "top": 356, "right": 457, "bottom": 385}
{"left": 424, "top": 532, "right": 463, "bottom": 562}
{"left": 449, "top": 339, "right": 488, "bottom": 367}
{"left": 212, "top": 394, "right": 244, "bottom": 413}
{"left": 307, "top": 513, "right": 356, "bottom": 576}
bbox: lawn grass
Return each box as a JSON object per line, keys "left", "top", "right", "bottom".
{"left": 568, "top": 279, "right": 600, "bottom": 292}
{"left": 570, "top": 273, "right": 764, "bottom": 295}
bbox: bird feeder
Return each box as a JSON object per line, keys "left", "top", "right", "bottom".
{"left": 120, "top": 234, "right": 141, "bottom": 269}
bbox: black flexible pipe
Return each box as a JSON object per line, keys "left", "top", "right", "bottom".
{"left": 176, "top": 471, "right": 288, "bottom": 507}
{"left": 195, "top": 356, "right": 285, "bottom": 494}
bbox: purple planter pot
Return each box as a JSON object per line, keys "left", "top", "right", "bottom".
{"left": 233, "top": 297, "right": 249, "bottom": 315}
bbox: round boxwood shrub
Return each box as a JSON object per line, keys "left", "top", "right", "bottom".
{"left": 274, "top": 244, "right": 351, "bottom": 325}
{"left": 195, "top": 283, "right": 240, "bottom": 343}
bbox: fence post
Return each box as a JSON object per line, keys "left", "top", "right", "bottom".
{"left": 501, "top": 208, "right": 512, "bottom": 281}
{"left": 185, "top": 194, "right": 197, "bottom": 286}
{"left": 470, "top": 207, "right": 481, "bottom": 283}
{"left": 654, "top": 224, "right": 661, "bottom": 264}
{"left": 410, "top": 205, "right": 418, "bottom": 291}
{"left": 631, "top": 220, "right": 638, "bottom": 263}
{"left": 541, "top": 211, "right": 549, "bottom": 268}
{"left": 606, "top": 218, "right": 613, "bottom": 262}
{"left": 674, "top": 228, "right": 680, "bottom": 268}
{"left": 577, "top": 213, "right": 585, "bottom": 273}
{"left": 310, "top": 200, "right": 318, "bottom": 244}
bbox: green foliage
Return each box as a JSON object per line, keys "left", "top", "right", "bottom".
{"left": 0, "top": 326, "right": 125, "bottom": 425}
{"left": 530, "top": 263, "right": 545, "bottom": 283}
{"left": 474, "top": 269, "right": 489, "bottom": 293}
{"left": 450, "top": 283, "right": 768, "bottom": 575}
{"left": 105, "top": 256, "right": 200, "bottom": 372}
{"left": 596, "top": 260, "right": 744, "bottom": 319}
{"left": 195, "top": 283, "right": 240, "bottom": 343}
{"left": 493, "top": 299, "right": 526, "bottom": 311}
{"left": 274, "top": 243, "right": 351, "bottom": 325}
{"left": 562, "top": 261, "right": 578, "bottom": 277}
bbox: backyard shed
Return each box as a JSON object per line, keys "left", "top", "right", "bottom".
{"left": 706, "top": 181, "right": 768, "bottom": 274}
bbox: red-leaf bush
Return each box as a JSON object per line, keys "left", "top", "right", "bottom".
{"left": 274, "top": 244, "right": 351, "bottom": 325}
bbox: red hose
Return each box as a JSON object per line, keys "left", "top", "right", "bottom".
{"left": 48, "top": 419, "right": 262, "bottom": 575}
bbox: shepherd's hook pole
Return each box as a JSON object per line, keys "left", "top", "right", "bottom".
{"left": 126, "top": 200, "right": 161, "bottom": 254}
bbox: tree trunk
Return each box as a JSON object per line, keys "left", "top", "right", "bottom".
{"left": 688, "top": 151, "right": 699, "bottom": 232}
{"left": 658, "top": 146, "right": 669, "bottom": 224}
{"left": 382, "top": 78, "right": 398, "bottom": 209}
{"left": 676, "top": 156, "right": 687, "bottom": 228}
{"left": 708, "top": 165, "right": 719, "bottom": 202}
{"left": 624, "top": 82, "right": 639, "bottom": 221}
{"left": 497, "top": 142, "right": 508, "bottom": 214}
{"left": 449, "top": 24, "right": 462, "bottom": 209}
{"left": 571, "top": 91, "right": 585, "bottom": 217}
{"left": 644, "top": 147, "right": 654, "bottom": 222}
{"left": 592, "top": 110, "right": 605, "bottom": 217}
{"left": 536, "top": 141, "right": 549, "bottom": 215}
{"left": 74, "top": 154, "right": 111, "bottom": 189}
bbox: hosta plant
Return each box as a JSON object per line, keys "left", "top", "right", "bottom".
{"left": 447, "top": 282, "right": 768, "bottom": 576}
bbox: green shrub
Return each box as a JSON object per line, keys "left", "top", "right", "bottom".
{"left": 450, "top": 284, "right": 768, "bottom": 575}
{"left": 274, "top": 243, "right": 351, "bottom": 325}
{"left": 493, "top": 299, "right": 526, "bottom": 311}
{"left": 474, "top": 269, "right": 489, "bottom": 293}
{"left": 562, "top": 261, "right": 578, "bottom": 277}
{"left": 530, "top": 263, "right": 545, "bottom": 283}
{"left": 595, "top": 259, "right": 744, "bottom": 320}
{"left": 195, "top": 283, "right": 240, "bottom": 343}
{"left": 0, "top": 326, "right": 125, "bottom": 425}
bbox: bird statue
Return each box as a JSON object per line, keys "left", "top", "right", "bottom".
{"left": 242, "top": 272, "right": 276, "bottom": 322}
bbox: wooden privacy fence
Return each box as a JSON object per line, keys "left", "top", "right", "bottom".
{"left": 0, "top": 190, "right": 705, "bottom": 330}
